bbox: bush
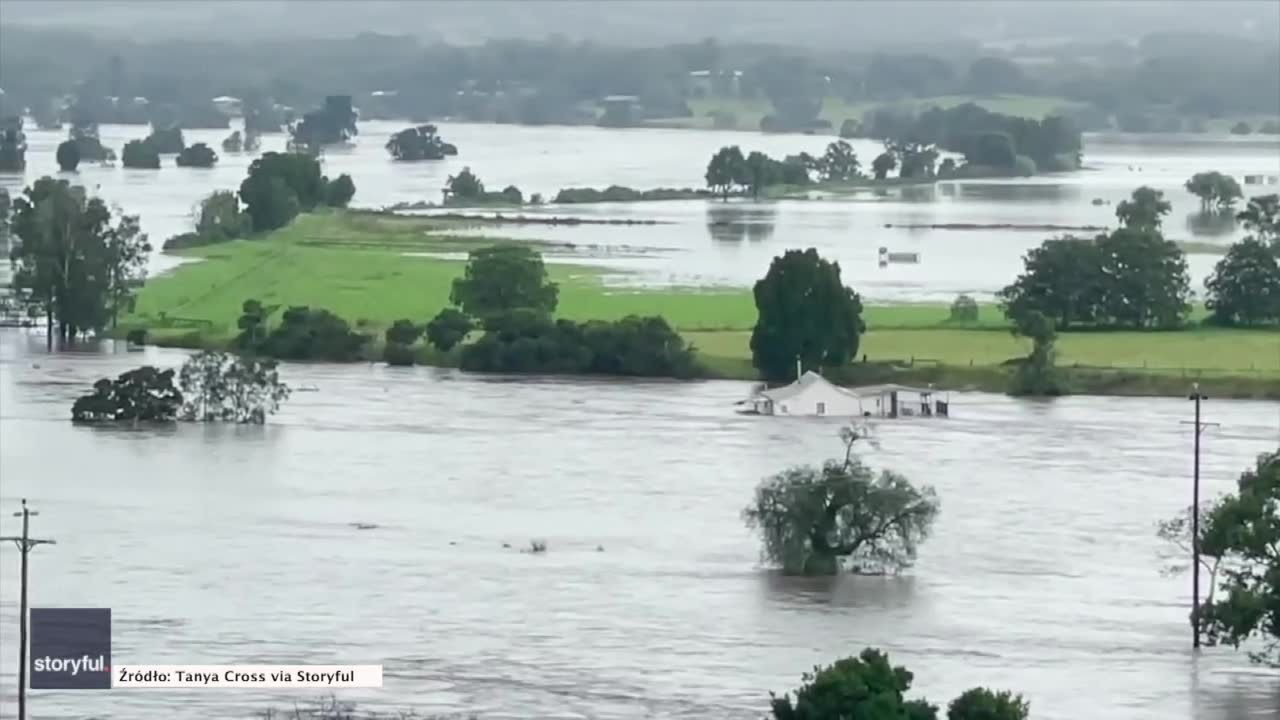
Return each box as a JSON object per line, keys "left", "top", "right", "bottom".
{"left": 947, "top": 688, "right": 1030, "bottom": 720}
{"left": 1230, "top": 121, "right": 1252, "bottom": 135}
{"left": 145, "top": 126, "right": 185, "bottom": 153}
{"left": 121, "top": 139, "right": 161, "bottom": 169}
{"left": 459, "top": 310, "right": 699, "bottom": 378}
{"left": 175, "top": 142, "right": 218, "bottom": 168}
{"left": 383, "top": 342, "right": 416, "bottom": 366}
{"left": 255, "top": 306, "right": 369, "bottom": 361}
{"left": 324, "top": 174, "right": 356, "bottom": 208}
{"left": 425, "top": 308, "right": 473, "bottom": 352}
{"left": 71, "top": 367, "right": 182, "bottom": 422}
{"left": 949, "top": 294, "right": 979, "bottom": 322}
{"left": 56, "top": 139, "right": 80, "bottom": 171}
{"left": 385, "top": 318, "right": 423, "bottom": 346}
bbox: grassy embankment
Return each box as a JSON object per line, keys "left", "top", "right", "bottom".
{"left": 124, "top": 211, "right": 1280, "bottom": 398}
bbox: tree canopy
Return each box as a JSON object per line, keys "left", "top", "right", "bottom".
{"left": 1185, "top": 171, "right": 1243, "bottom": 212}
{"left": 1198, "top": 451, "right": 1280, "bottom": 666}
{"left": 744, "top": 427, "right": 939, "bottom": 576}
{"left": 1204, "top": 239, "right": 1280, "bottom": 326}
{"left": 175, "top": 142, "right": 218, "bottom": 168}
{"left": 9, "top": 177, "right": 151, "bottom": 346}
{"left": 750, "top": 248, "right": 865, "bottom": 382}
{"left": 237, "top": 152, "right": 354, "bottom": 231}
{"left": 120, "top": 139, "right": 160, "bottom": 169}
{"left": 56, "top": 139, "right": 81, "bottom": 171}
{"left": 449, "top": 245, "right": 559, "bottom": 319}
{"left": 71, "top": 366, "right": 181, "bottom": 423}
{"left": 386, "top": 124, "right": 458, "bottom": 161}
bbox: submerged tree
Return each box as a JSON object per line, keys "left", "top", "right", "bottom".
{"left": 1185, "top": 171, "right": 1243, "bottom": 212}
{"left": 817, "top": 140, "right": 861, "bottom": 182}
{"left": 1115, "top": 186, "right": 1172, "bottom": 231}
{"left": 744, "top": 427, "right": 939, "bottom": 576}
{"left": 0, "top": 115, "right": 27, "bottom": 171}
{"left": 705, "top": 145, "right": 746, "bottom": 199}
{"left": 71, "top": 366, "right": 182, "bottom": 423}
{"left": 56, "top": 139, "right": 81, "bottom": 172}
{"left": 1198, "top": 451, "right": 1280, "bottom": 666}
{"left": 175, "top": 142, "right": 218, "bottom": 168}
{"left": 177, "top": 350, "right": 291, "bottom": 424}
{"left": 871, "top": 151, "right": 896, "bottom": 180}
{"left": 386, "top": 124, "right": 458, "bottom": 161}
{"left": 769, "top": 648, "right": 938, "bottom": 720}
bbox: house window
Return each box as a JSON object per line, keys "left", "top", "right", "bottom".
{"left": 817, "top": 402, "right": 826, "bottom": 415}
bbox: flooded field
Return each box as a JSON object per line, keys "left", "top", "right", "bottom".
{"left": 1, "top": 332, "right": 1278, "bottom": 719}
{"left": 2, "top": 122, "right": 1277, "bottom": 301}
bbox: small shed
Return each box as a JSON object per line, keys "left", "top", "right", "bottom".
{"left": 852, "top": 383, "right": 948, "bottom": 418}
{"left": 742, "top": 371, "right": 865, "bottom": 417}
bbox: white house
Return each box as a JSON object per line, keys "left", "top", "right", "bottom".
{"left": 741, "top": 371, "right": 865, "bottom": 417}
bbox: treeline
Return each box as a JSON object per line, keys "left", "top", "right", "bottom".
{"left": 855, "top": 103, "right": 1082, "bottom": 172}
{"left": 2, "top": 27, "right": 1274, "bottom": 135}
{"left": 1001, "top": 189, "right": 1280, "bottom": 330}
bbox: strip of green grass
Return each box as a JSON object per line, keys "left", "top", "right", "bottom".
{"left": 128, "top": 211, "right": 1279, "bottom": 396}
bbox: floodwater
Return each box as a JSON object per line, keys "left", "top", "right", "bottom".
{"left": 2, "top": 122, "right": 1278, "bottom": 300}
{"left": 1, "top": 332, "right": 1279, "bottom": 719}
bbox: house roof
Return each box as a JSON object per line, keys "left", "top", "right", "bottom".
{"left": 850, "top": 383, "right": 935, "bottom": 396}
{"left": 760, "top": 371, "right": 862, "bottom": 402}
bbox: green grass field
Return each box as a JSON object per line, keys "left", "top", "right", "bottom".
{"left": 676, "top": 94, "right": 1082, "bottom": 131}
{"left": 127, "top": 211, "right": 1280, "bottom": 394}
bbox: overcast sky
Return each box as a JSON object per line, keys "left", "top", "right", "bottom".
{"left": 2, "top": 0, "right": 1277, "bottom": 47}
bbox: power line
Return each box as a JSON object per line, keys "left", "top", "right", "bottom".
{"left": 0, "top": 499, "right": 56, "bottom": 720}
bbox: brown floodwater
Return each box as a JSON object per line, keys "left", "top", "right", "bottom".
{"left": 1, "top": 331, "right": 1278, "bottom": 719}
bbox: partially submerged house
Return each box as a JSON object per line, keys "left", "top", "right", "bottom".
{"left": 739, "top": 373, "right": 949, "bottom": 418}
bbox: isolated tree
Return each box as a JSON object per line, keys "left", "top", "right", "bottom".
{"left": 238, "top": 152, "right": 329, "bottom": 231}
{"left": 769, "top": 648, "right": 938, "bottom": 720}
{"left": 56, "top": 139, "right": 81, "bottom": 171}
{"left": 1237, "top": 193, "right": 1280, "bottom": 247}
{"left": 10, "top": 177, "right": 150, "bottom": 346}
{"left": 221, "top": 130, "right": 244, "bottom": 153}
{"left": 175, "top": 142, "right": 218, "bottom": 168}
{"left": 71, "top": 367, "right": 182, "bottom": 423}
{"left": 1009, "top": 310, "right": 1061, "bottom": 396}
{"left": 818, "top": 140, "right": 860, "bottom": 182}
{"left": 386, "top": 124, "right": 457, "bottom": 161}
{"left": 121, "top": 139, "right": 160, "bottom": 169}
{"left": 289, "top": 94, "right": 358, "bottom": 151}
{"left": 750, "top": 248, "right": 865, "bottom": 382}
{"left": 0, "top": 116, "right": 27, "bottom": 171}
{"left": 425, "top": 307, "right": 474, "bottom": 351}
{"left": 144, "top": 127, "right": 185, "bottom": 153}
{"left": 947, "top": 689, "right": 1030, "bottom": 720}
{"left": 324, "top": 174, "right": 356, "bottom": 208}
{"left": 446, "top": 167, "right": 485, "bottom": 200}
{"left": 744, "top": 427, "right": 939, "bottom": 576}
{"left": 194, "top": 190, "right": 248, "bottom": 241}
{"left": 178, "top": 350, "right": 290, "bottom": 424}
{"left": 1115, "top": 186, "right": 1171, "bottom": 231}
{"left": 871, "top": 151, "right": 897, "bottom": 180}
{"left": 1204, "top": 238, "right": 1280, "bottom": 326}
{"left": 705, "top": 145, "right": 746, "bottom": 199}
{"left": 450, "top": 245, "right": 559, "bottom": 318}
{"left": 1198, "top": 451, "right": 1280, "bottom": 666}
{"left": 1095, "top": 227, "right": 1191, "bottom": 328}
{"left": 1185, "top": 171, "right": 1243, "bottom": 212}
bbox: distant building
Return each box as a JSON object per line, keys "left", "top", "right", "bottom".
{"left": 740, "top": 373, "right": 949, "bottom": 418}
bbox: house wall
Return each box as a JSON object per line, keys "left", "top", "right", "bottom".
{"left": 771, "top": 384, "right": 863, "bottom": 417}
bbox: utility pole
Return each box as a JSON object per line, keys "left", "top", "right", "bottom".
{"left": 1, "top": 499, "right": 56, "bottom": 720}
{"left": 1180, "top": 385, "right": 1217, "bottom": 650}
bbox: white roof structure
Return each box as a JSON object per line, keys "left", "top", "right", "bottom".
{"left": 747, "top": 371, "right": 865, "bottom": 417}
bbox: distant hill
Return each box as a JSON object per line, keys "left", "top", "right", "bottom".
{"left": 1, "top": 0, "right": 1276, "bottom": 48}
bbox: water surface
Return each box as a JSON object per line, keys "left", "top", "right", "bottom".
{"left": 1, "top": 331, "right": 1278, "bottom": 719}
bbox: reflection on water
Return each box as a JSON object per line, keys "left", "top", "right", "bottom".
{"left": 1, "top": 332, "right": 1279, "bottom": 719}
{"left": 706, "top": 203, "right": 777, "bottom": 243}
{"left": 1185, "top": 211, "right": 1238, "bottom": 237}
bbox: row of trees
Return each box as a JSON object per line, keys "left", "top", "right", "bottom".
{"left": 5, "top": 178, "right": 151, "bottom": 347}
{"left": 71, "top": 350, "right": 290, "bottom": 424}
{"left": 1000, "top": 189, "right": 1280, "bottom": 330}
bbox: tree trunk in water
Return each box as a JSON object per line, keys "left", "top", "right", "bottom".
{"left": 45, "top": 307, "right": 53, "bottom": 351}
